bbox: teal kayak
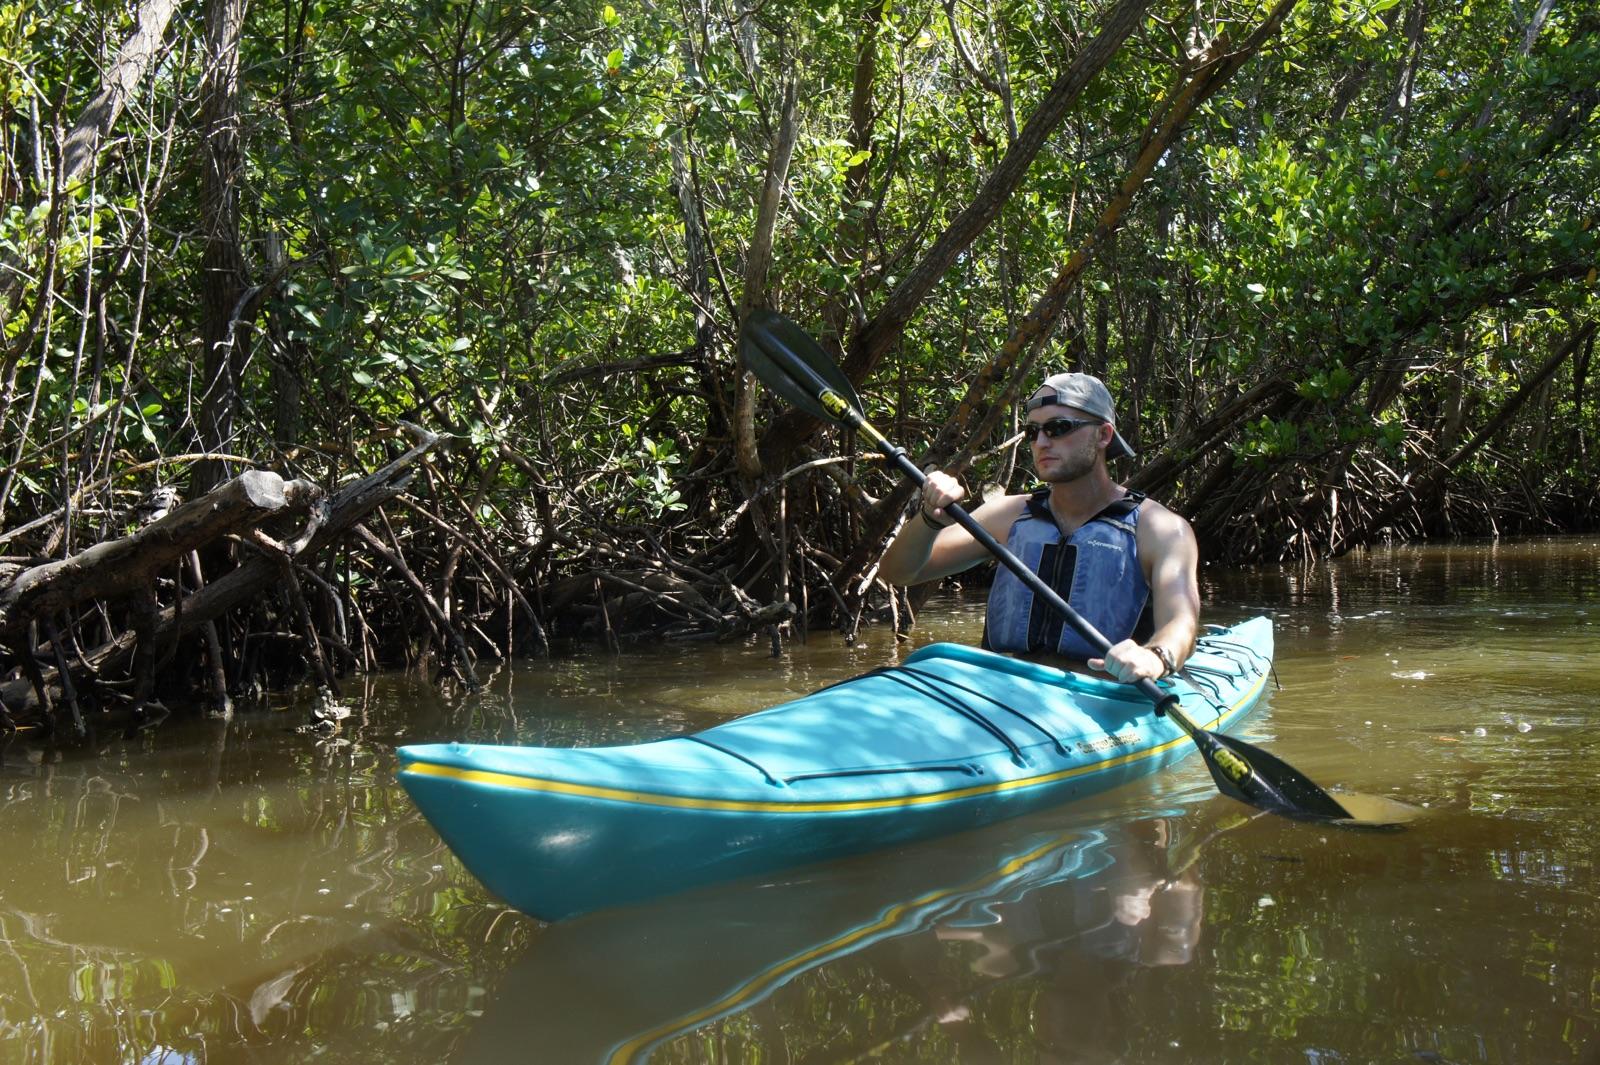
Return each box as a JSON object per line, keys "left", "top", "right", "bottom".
{"left": 397, "top": 616, "right": 1272, "bottom": 921}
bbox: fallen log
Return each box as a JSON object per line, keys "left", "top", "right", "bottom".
{"left": 0, "top": 426, "right": 441, "bottom": 722}
{"left": 151, "top": 426, "right": 438, "bottom": 640}
{"left": 0, "top": 470, "right": 320, "bottom": 639}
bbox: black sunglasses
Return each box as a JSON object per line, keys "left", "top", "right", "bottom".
{"left": 1022, "top": 416, "right": 1101, "bottom": 442}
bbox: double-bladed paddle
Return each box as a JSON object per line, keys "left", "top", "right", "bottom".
{"left": 741, "top": 307, "right": 1363, "bottom": 826}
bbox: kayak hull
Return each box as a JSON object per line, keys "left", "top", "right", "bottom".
{"left": 398, "top": 617, "right": 1273, "bottom": 921}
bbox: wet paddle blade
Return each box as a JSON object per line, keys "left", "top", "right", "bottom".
{"left": 1168, "top": 703, "right": 1357, "bottom": 824}
{"left": 1203, "top": 730, "right": 1355, "bottom": 823}
{"left": 740, "top": 309, "right": 863, "bottom": 425}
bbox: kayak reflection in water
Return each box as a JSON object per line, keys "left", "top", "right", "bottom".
{"left": 455, "top": 814, "right": 1219, "bottom": 1065}
{"left": 1068, "top": 817, "right": 1204, "bottom": 968}
{"left": 870, "top": 818, "right": 1204, "bottom": 1064}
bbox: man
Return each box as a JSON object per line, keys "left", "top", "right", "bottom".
{"left": 878, "top": 372, "right": 1199, "bottom": 684}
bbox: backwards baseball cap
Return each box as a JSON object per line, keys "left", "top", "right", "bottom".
{"left": 1025, "top": 372, "right": 1135, "bottom": 460}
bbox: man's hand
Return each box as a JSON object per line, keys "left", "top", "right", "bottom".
{"left": 1088, "top": 639, "right": 1169, "bottom": 684}
{"left": 919, "top": 470, "right": 966, "bottom": 526}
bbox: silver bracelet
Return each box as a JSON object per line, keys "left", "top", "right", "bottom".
{"left": 1147, "top": 644, "right": 1178, "bottom": 676}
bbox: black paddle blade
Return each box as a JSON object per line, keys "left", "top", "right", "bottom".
{"left": 740, "top": 309, "right": 863, "bottom": 425}
{"left": 1200, "top": 729, "right": 1354, "bottom": 823}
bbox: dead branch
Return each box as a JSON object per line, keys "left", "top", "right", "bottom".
{"left": 352, "top": 523, "right": 480, "bottom": 689}
{"left": 395, "top": 495, "right": 549, "bottom": 655}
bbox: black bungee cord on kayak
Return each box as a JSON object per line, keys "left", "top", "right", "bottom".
{"left": 685, "top": 664, "right": 1045, "bottom": 786}
{"left": 685, "top": 734, "right": 785, "bottom": 786}
{"left": 894, "top": 664, "right": 1070, "bottom": 757}
{"left": 869, "top": 667, "right": 1029, "bottom": 767}
{"left": 1194, "top": 632, "right": 1271, "bottom": 673}
{"left": 783, "top": 762, "right": 982, "bottom": 784}
{"left": 812, "top": 658, "right": 1243, "bottom": 765}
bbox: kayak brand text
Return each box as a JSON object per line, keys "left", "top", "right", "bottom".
{"left": 1076, "top": 731, "right": 1140, "bottom": 755}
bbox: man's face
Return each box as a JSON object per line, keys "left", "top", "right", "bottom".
{"left": 1026, "top": 404, "right": 1105, "bottom": 483}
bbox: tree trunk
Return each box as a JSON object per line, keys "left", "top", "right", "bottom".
{"left": 0, "top": 0, "right": 182, "bottom": 318}
{"left": 733, "top": 72, "right": 800, "bottom": 483}
{"left": 833, "top": 0, "right": 1302, "bottom": 601}
{"left": 840, "top": 0, "right": 1152, "bottom": 385}
{"left": 1382, "top": 0, "right": 1427, "bottom": 143}
{"left": 0, "top": 427, "right": 440, "bottom": 715}
{"left": 1350, "top": 319, "right": 1597, "bottom": 547}
{"left": 61, "top": 0, "right": 184, "bottom": 186}
{"left": 193, "top": 0, "right": 253, "bottom": 495}
{"left": 821, "top": 0, "right": 887, "bottom": 343}
{"left": 758, "top": 0, "right": 1155, "bottom": 459}
{"left": 0, "top": 471, "right": 319, "bottom": 639}
{"left": 932, "top": 0, "right": 1303, "bottom": 468}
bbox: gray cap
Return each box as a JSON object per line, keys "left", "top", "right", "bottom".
{"left": 1025, "top": 372, "right": 1135, "bottom": 460}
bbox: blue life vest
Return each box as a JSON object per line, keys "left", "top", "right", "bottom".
{"left": 982, "top": 488, "right": 1153, "bottom": 658}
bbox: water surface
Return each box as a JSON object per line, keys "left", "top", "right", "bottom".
{"left": 1, "top": 537, "right": 1596, "bottom": 1063}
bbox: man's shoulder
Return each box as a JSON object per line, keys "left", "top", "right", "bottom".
{"left": 968, "top": 490, "right": 1034, "bottom": 530}
{"left": 976, "top": 490, "right": 1036, "bottom": 512}
{"left": 1121, "top": 488, "right": 1175, "bottom": 518}
{"left": 1133, "top": 496, "right": 1197, "bottom": 542}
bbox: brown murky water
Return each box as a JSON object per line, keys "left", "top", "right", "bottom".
{"left": 2, "top": 538, "right": 1597, "bottom": 1064}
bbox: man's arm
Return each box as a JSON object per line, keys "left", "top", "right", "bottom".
{"left": 878, "top": 472, "right": 1023, "bottom": 586}
{"left": 1089, "top": 501, "right": 1200, "bottom": 683}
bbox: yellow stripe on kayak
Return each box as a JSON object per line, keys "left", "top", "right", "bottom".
{"left": 399, "top": 673, "right": 1265, "bottom": 814}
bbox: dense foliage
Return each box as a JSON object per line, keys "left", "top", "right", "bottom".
{"left": 0, "top": 0, "right": 1596, "bottom": 664}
